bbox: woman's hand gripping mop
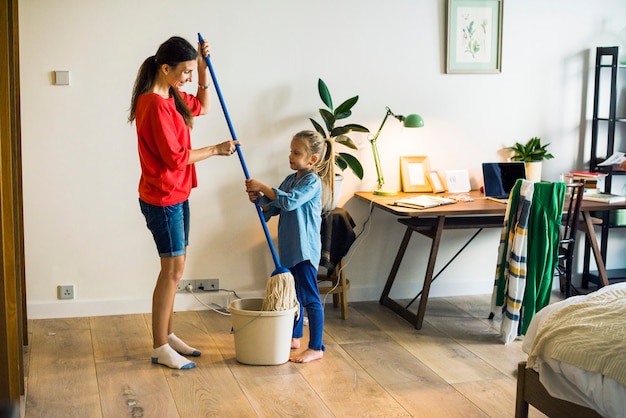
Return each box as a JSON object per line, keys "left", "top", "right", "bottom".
{"left": 198, "top": 33, "right": 298, "bottom": 313}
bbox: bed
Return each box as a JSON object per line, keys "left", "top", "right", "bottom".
{"left": 515, "top": 282, "right": 626, "bottom": 418}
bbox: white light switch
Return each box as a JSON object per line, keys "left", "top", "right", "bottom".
{"left": 54, "top": 70, "right": 70, "bottom": 86}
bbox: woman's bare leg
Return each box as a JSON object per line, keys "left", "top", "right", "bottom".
{"left": 153, "top": 255, "right": 185, "bottom": 348}
{"left": 150, "top": 255, "right": 196, "bottom": 369}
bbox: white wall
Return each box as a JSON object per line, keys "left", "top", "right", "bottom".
{"left": 19, "top": 0, "right": 626, "bottom": 318}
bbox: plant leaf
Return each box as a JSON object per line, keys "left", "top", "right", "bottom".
{"left": 330, "top": 126, "right": 350, "bottom": 137}
{"left": 342, "top": 123, "right": 370, "bottom": 133}
{"left": 335, "top": 110, "right": 353, "bottom": 120}
{"left": 508, "top": 137, "right": 553, "bottom": 161}
{"left": 334, "top": 134, "right": 358, "bottom": 150}
{"left": 335, "top": 96, "right": 358, "bottom": 119}
{"left": 309, "top": 118, "right": 327, "bottom": 138}
{"left": 335, "top": 154, "right": 347, "bottom": 171}
{"left": 337, "top": 152, "right": 364, "bottom": 179}
{"left": 319, "top": 109, "right": 335, "bottom": 133}
{"left": 318, "top": 79, "right": 332, "bottom": 110}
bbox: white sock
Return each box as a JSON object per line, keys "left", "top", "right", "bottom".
{"left": 168, "top": 333, "right": 201, "bottom": 357}
{"left": 151, "top": 343, "right": 196, "bottom": 370}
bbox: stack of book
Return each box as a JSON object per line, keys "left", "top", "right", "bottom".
{"left": 568, "top": 171, "right": 607, "bottom": 195}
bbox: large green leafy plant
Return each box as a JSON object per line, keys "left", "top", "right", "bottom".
{"left": 309, "top": 79, "right": 370, "bottom": 179}
{"left": 507, "top": 137, "right": 554, "bottom": 162}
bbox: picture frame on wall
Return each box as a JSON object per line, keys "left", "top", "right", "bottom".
{"left": 446, "top": 0, "right": 503, "bottom": 74}
{"left": 400, "top": 156, "right": 432, "bottom": 193}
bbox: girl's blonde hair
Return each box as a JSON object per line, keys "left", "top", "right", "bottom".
{"left": 293, "top": 130, "right": 335, "bottom": 211}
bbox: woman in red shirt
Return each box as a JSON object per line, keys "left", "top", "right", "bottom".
{"left": 129, "top": 36, "right": 238, "bottom": 369}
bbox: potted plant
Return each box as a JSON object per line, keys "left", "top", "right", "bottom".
{"left": 309, "top": 78, "right": 370, "bottom": 180}
{"left": 507, "top": 136, "right": 554, "bottom": 182}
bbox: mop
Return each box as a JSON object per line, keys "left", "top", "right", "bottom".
{"left": 198, "top": 33, "right": 298, "bottom": 313}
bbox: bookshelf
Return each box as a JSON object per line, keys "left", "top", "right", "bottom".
{"left": 582, "top": 46, "right": 626, "bottom": 289}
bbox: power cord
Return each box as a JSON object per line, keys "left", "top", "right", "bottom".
{"left": 184, "top": 285, "right": 242, "bottom": 316}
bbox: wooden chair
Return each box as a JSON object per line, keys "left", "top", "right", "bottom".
{"left": 318, "top": 208, "right": 356, "bottom": 320}
{"left": 317, "top": 259, "right": 351, "bottom": 319}
{"left": 555, "top": 182, "right": 585, "bottom": 297}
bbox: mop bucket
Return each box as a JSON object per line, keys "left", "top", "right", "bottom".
{"left": 228, "top": 298, "right": 297, "bottom": 365}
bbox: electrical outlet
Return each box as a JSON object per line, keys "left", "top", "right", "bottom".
{"left": 177, "top": 280, "right": 192, "bottom": 293}
{"left": 176, "top": 279, "right": 219, "bottom": 293}
{"left": 200, "top": 278, "right": 219, "bottom": 291}
{"left": 58, "top": 285, "right": 74, "bottom": 300}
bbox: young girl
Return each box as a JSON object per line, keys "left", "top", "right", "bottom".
{"left": 245, "top": 130, "right": 334, "bottom": 363}
{"left": 129, "top": 36, "right": 238, "bottom": 369}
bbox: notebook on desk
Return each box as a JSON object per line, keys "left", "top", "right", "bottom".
{"left": 393, "top": 195, "right": 457, "bottom": 209}
{"left": 482, "top": 162, "right": 526, "bottom": 203}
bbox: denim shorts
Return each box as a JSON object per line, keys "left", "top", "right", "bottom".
{"left": 139, "top": 199, "right": 190, "bottom": 257}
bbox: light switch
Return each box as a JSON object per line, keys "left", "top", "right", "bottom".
{"left": 54, "top": 70, "right": 70, "bottom": 86}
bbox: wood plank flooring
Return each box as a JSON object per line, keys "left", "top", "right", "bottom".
{"left": 22, "top": 294, "right": 552, "bottom": 417}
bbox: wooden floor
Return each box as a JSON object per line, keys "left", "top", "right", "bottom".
{"left": 22, "top": 294, "right": 553, "bottom": 417}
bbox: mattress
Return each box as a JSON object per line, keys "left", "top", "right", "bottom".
{"left": 522, "top": 282, "right": 626, "bottom": 417}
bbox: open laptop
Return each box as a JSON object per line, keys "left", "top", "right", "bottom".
{"left": 481, "top": 162, "right": 526, "bottom": 203}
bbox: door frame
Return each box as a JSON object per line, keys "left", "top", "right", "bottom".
{"left": 0, "top": 0, "right": 27, "bottom": 403}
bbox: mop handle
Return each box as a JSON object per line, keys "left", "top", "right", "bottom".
{"left": 198, "top": 33, "right": 285, "bottom": 273}
{"left": 198, "top": 33, "right": 248, "bottom": 177}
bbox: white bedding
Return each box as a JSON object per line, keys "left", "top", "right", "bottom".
{"left": 522, "top": 282, "right": 626, "bottom": 418}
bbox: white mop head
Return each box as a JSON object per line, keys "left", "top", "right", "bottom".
{"left": 262, "top": 272, "right": 299, "bottom": 312}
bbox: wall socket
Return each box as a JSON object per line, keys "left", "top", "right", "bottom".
{"left": 176, "top": 279, "right": 219, "bottom": 293}
{"left": 58, "top": 285, "right": 74, "bottom": 300}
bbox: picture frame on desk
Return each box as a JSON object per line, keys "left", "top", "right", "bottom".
{"left": 446, "top": 0, "right": 503, "bottom": 74}
{"left": 427, "top": 171, "right": 446, "bottom": 193}
{"left": 400, "top": 156, "right": 432, "bottom": 192}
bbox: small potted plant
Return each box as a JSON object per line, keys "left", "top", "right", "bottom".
{"left": 507, "top": 136, "right": 554, "bottom": 182}
{"left": 309, "top": 78, "right": 370, "bottom": 180}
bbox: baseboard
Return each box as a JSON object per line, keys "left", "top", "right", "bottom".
{"left": 26, "top": 281, "right": 508, "bottom": 319}
{"left": 26, "top": 291, "right": 264, "bottom": 319}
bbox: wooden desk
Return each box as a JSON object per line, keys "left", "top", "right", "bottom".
{"left": 354, "top": 191, "right": 626, "bottom": 329}
{"left": 578, "top": 198, "right": 626, "bottom": 288}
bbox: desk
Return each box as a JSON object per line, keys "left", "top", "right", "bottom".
{"left": 354, "top": 191, "right": 626, "bottom": 329}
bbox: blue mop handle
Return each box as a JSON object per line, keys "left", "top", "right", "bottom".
{"left": 198, "top": 33, "right": 287, "bottom": 274}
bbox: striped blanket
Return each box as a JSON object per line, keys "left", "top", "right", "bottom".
{"left": 490, "top": 179, "right": 534, "bottom": 344}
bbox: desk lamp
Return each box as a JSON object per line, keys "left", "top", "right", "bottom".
{"left": 370, "top": 106, "right": 424, "bottom": 195}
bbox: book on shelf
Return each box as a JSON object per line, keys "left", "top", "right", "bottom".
{"left": 393, "top": 195, "right": 457, "bottom": 209}
{"left": 573, "top": 178, "right": 599, "bottom": 188}
{"left": 583, "top": 188, "right": 601, "bottom": 195}
{"left": 569, "top": 170, "right": 608, "bottom": 179}
{"left": 582, "top": 192, "right": 626, "bottom": 204}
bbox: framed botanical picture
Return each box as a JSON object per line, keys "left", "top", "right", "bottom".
{"left": 400, "top": 156, "right": 432, "bottom": 193}
{"left": 446, "top": 0, "right": 503, "bottom": 74}
{"left": 427, "top": 171, "right": 446, "bottom": 193}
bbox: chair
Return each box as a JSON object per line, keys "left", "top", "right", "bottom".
{"left": 318, "top": 207, "right": 356, "bottom": 319}
{"left": 491, "top": 179, "right": 566, "bottom": 342}
{"left": 318, "top": 258, "right": 351, "bottom": 319}
{"left": 555, "top": 182, "right": 585, "bottom": 297}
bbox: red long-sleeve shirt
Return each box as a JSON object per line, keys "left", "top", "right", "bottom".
{"left": 135, "top": 92, "right": 202, "bottom": 206}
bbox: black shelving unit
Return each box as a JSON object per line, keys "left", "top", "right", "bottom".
{"left": 582, "top": 46, "right": 626, "bottom": 288}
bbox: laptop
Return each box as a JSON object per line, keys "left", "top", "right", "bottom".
{"left": 481, "top": 162, "right": 526, "bottom": 203}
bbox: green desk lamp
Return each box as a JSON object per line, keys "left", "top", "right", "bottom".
{"left": 370, "top": 107, "right": 424, "bottom": 195}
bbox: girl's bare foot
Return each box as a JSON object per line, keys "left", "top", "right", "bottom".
{"left": 291, "top": 338, "right": 301, "bottom": 349}
{"left": 289, "top": 348, "right": 324, "bottom": 363}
